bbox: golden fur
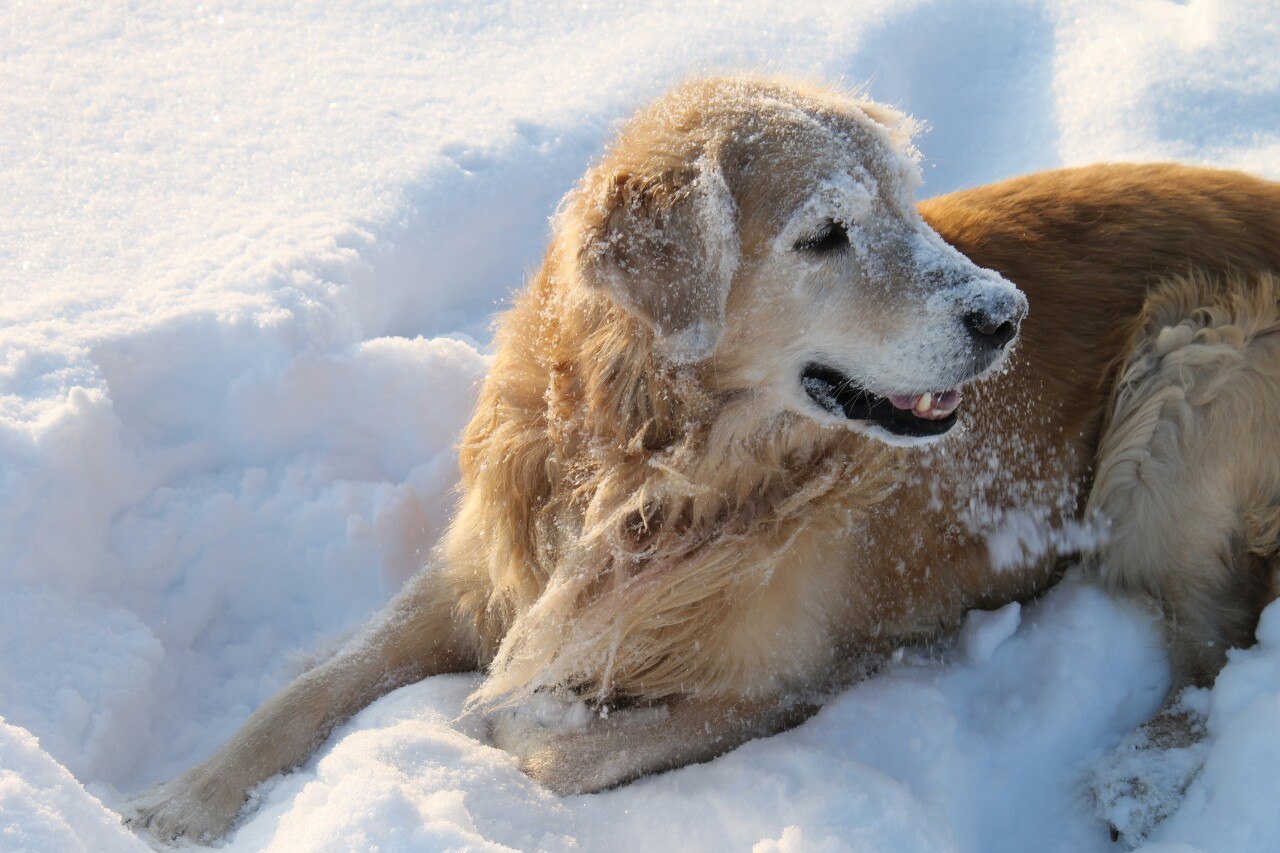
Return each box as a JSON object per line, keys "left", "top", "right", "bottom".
{"left": 129, "top": 78, "right": 1280, "bottom": 844}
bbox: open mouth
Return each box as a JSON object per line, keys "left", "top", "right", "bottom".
{"left": 800, "top": 363, "right": 962, "bottom": 438}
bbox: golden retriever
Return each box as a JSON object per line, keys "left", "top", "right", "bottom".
{"left": 129, "top": 76, "right": 1280, "bottom": 845}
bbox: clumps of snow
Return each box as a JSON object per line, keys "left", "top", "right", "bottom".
{"left": 985, "top": 507, "right": 1106, "bottom": 572}
{"left": 958, "top": 601, "right": 1021, "bottom": 664}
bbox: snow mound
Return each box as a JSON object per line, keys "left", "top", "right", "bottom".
{"left": 218, "top": 581, "right": 1165, "bottom": 852}
{"left": 0, "top": 720, "right": 146, "bottom": 853}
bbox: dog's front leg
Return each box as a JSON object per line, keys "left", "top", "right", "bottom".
{"left": 488, "top": 693, "right": 818, "bottom": 795}
{"left": 127, "top": 565, "right": 476, "bottom": 844}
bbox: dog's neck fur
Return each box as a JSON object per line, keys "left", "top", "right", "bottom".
{"left": 443, "top": 247, "right": 904, "bottom": 707}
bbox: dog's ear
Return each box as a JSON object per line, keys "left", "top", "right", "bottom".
{"left": 574, "top": 154, "right": 739, "bottom": 363}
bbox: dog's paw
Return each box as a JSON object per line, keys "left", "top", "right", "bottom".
{"left": 515, "top": 735, "right": 622, "bottom": 795}
{"left": 1089, "top": 708, "right": 1209, "bottom": 846}
{"left": 123, "top": 771, "right": 248, "bottom": 846}
{"left": 487, "top": 697, "right": 669, "bottom": 795}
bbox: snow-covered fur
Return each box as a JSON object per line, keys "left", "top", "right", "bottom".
{"left": 127, "top": 78, "right": 1280, "bottom": 845}
{"left": 447, "top": 77, "right": 1025, "bottom": 708}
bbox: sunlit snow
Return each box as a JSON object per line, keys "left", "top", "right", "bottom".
{"left": 3, "top": 1, "right": 1279, "bottom": 850}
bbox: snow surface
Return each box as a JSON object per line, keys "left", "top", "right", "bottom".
{"left": 3, "top": 1, "right": 1279, "bottom": 850}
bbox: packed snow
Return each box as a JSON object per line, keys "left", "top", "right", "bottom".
{"left": 3, "top": 1, "right": 1280, "bottom": 851}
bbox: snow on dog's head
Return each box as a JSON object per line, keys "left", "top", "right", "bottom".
{"left": 468, "top": 77, "right": 1029, "bottom": 707}
{"left": 565, "top": 76, "right": 1027, "bottom": 446}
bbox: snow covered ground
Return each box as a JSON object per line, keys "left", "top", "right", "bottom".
{"left": 3, "top": 1, "right": 1280, "bottom": 850}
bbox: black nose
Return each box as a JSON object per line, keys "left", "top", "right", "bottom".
{"left": 963, "top": 310, "right": 1018, "bottom": 349}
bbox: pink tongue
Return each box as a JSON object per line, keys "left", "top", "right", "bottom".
{"left": 887, "top": 390, "right": 963, "bottom": 412}
{"left": 934, "top": 389, "right": 962, "bottom": 409}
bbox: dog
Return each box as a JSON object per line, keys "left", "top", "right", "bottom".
{"left": 128, "top": 77, "right": 1280, "bottom": 845}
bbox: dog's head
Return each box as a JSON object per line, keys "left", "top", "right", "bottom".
{"left": 565, "top": 77, "right": 1026, "bottom": 445}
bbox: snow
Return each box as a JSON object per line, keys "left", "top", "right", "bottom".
{"left": 1145, "top": 606, "right": 1280, "bottom": 850}
{"left": 207, "top": 580, "right": 1167, "bottom": 852}
{"left": 0, "top": 721, "right": 143, "bottom": 853}
{"left": 957, "top": 601, "right": 1021, "bottom": 665}
{"left": 3, "top": 1, "right": 1279, "bottom": 851}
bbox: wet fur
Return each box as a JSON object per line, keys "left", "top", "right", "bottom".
{"left": 127, "top": 80, "right": 1280, "bottom": 844}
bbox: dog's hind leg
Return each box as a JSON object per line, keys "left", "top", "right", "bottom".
{"left": 1084, "top": 273, "right": 1280, "bottom": 844}
{"left": 126, "top": 563, "right": 478, "bottom": 844}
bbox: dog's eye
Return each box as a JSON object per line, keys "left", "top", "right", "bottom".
{"left": 794, "top": 221, "right": 849, "bottom": 253}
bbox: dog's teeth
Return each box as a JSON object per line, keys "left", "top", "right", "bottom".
{"left": 915, "top": 393, "right": 932, "bottom": 413}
